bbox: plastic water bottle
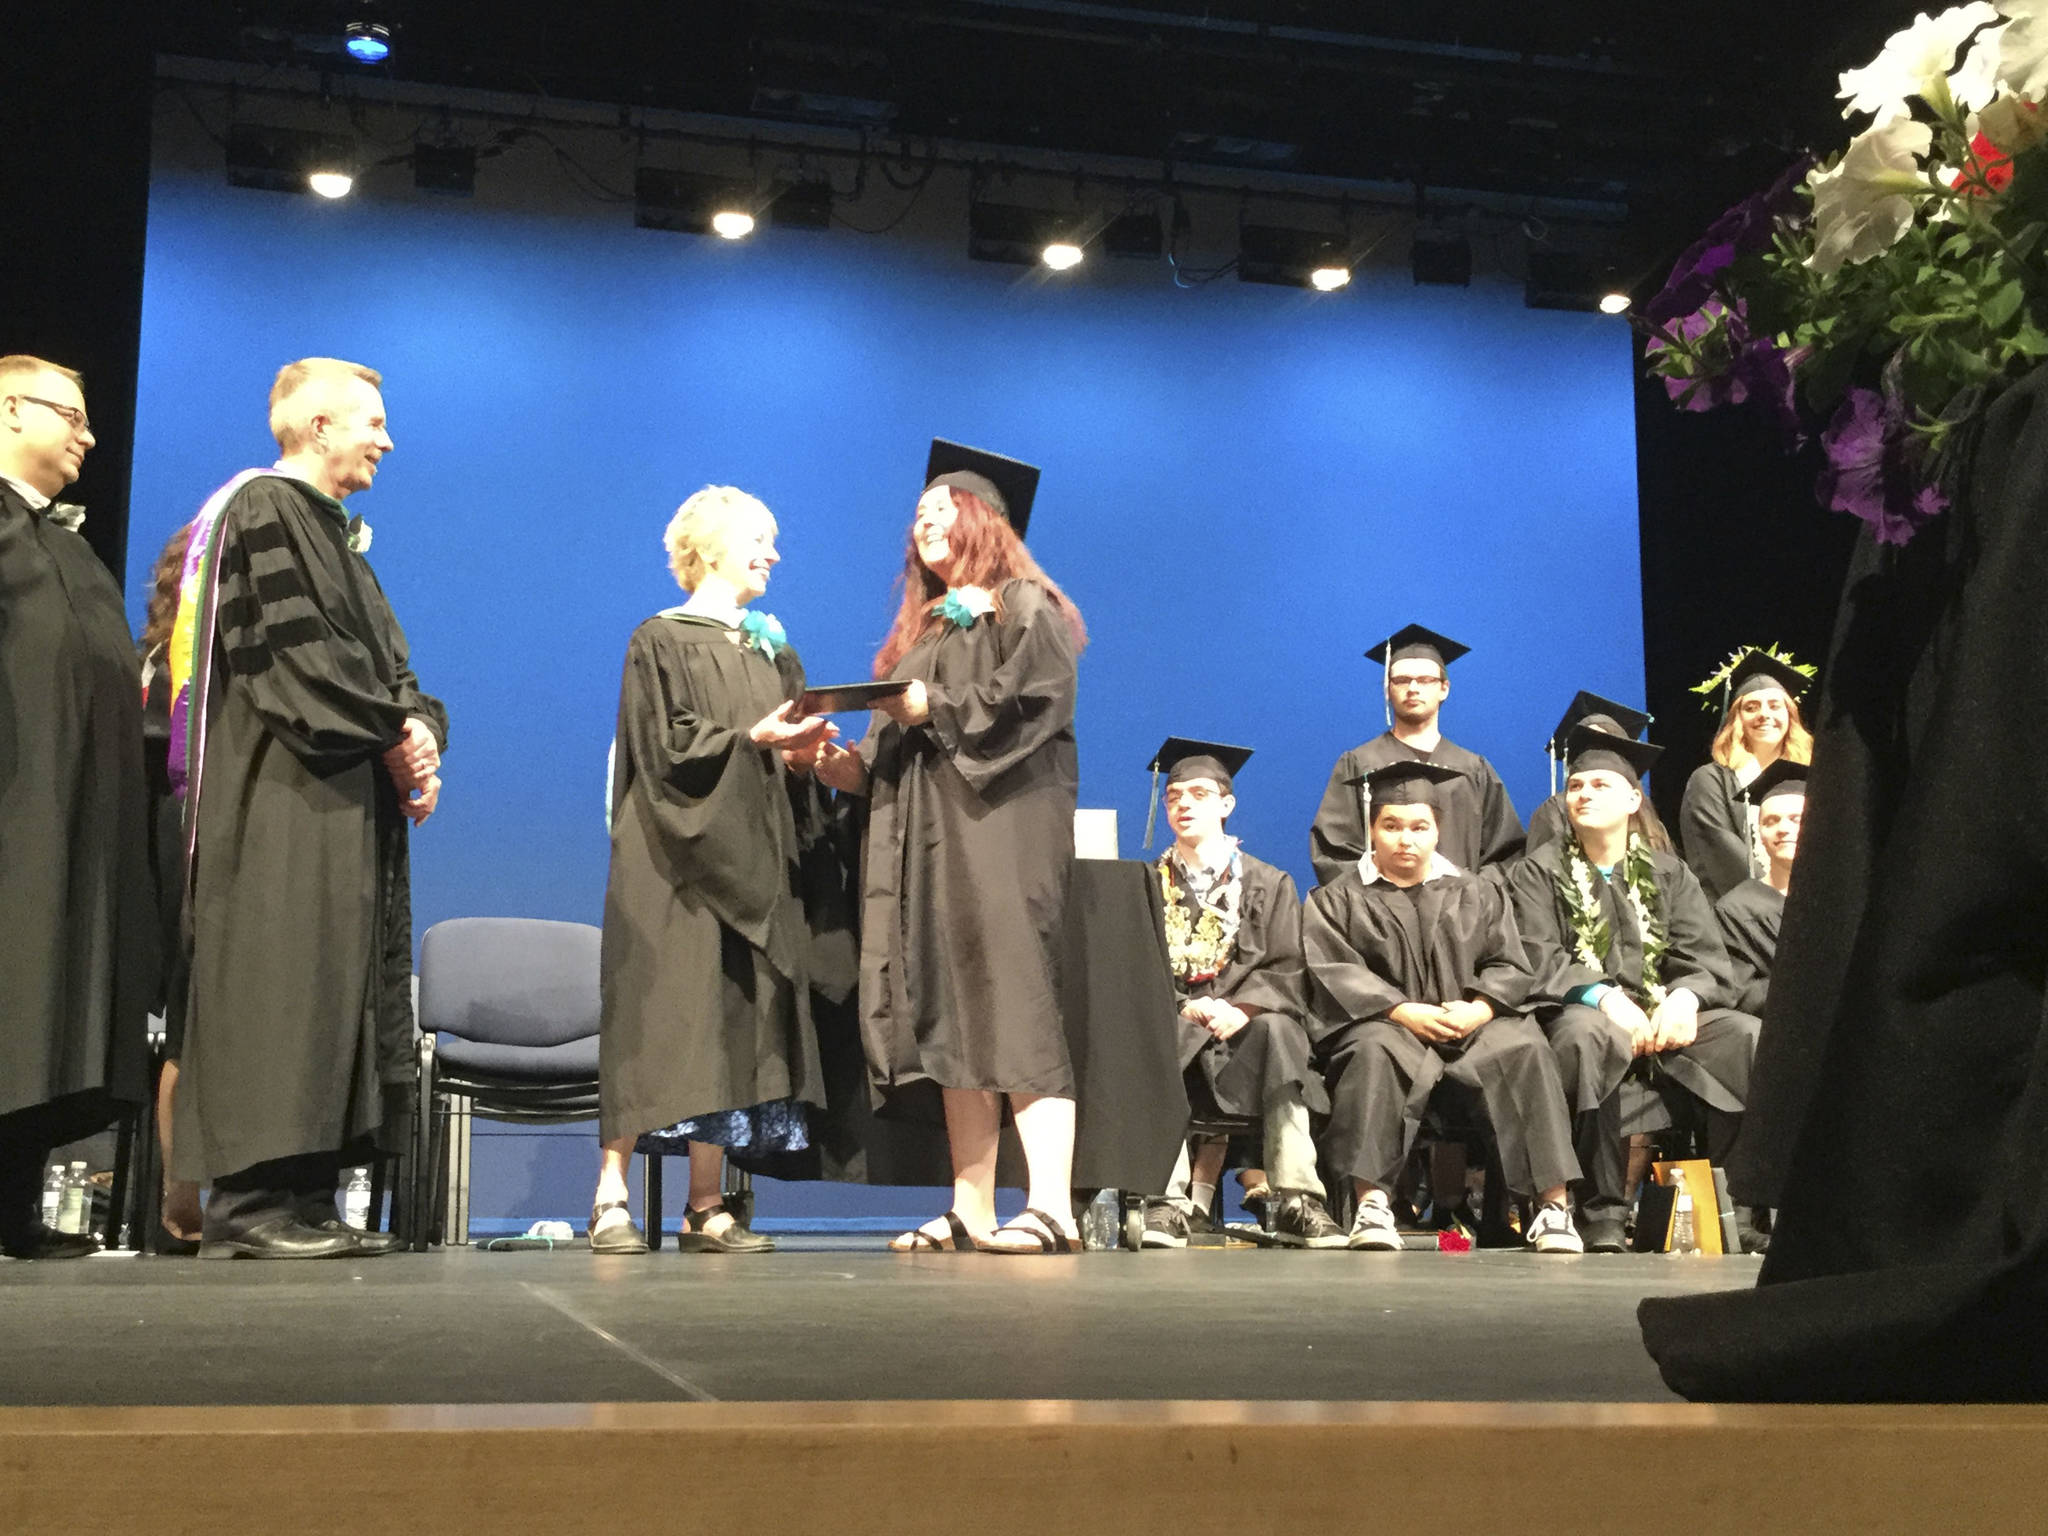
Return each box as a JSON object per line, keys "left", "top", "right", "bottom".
{"left": 40, "top": 1165, "right": 65, "bottom": 1231}
{"left": 1670, "top": 1169, "right": 1698, "bottom": 1255}
{"left": 342, "top": 1167, "right": 373, "bottom": 1231}
{"left": 56, "top": 1161, "right": 89, "bottom": 1236}
{"left": 1079, "top": 1189, "right": 1121, "bottom": 1251}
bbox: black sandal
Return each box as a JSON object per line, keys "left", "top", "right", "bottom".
{"left": 979, "top": 1207, "right": 1077, "bottom": 1255}
{"left": 675, "top": 1199, "right": 774, "bottom": 1253}
{"left": 587, "top": 1199, "right": 648, "bottom": 1254}
{"left": 889, "top": 1210, "right": 976, "bottom": 1252}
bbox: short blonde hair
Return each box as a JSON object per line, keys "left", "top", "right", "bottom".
{"left": 0, "top": 354, "right": 84, "bottom": 391}
{"left": 664, "top": 485, "right": 775, "bottom": 592}
{"left": 269, "top": 357, "right": 383, "bottom": 452}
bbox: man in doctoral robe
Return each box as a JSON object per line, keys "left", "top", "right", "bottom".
{"left": 1507, "top": 724, "right": 1763, "bottom": 1253}
{"left": 173, "top": 357, "right": 445, "bottom": 1259}
{"left": 1142, "top": 738, "right": 1341, "bottom": 1248}
{"left": 0, "top": 354, "right": 157, "bottom": 1259}
{"left": 1304, "top": 761, "right": 1582, "bottom": 1253}
{"left": 1715, "top": 761, "right": 1805, "bottom": 1016}
{"left": 1309, "top": 623, "right": 1522, "bottom": 887}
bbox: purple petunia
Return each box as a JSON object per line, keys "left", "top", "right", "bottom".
{"left": 1814, "top": 387, "right": 1947, "bottom": 545}
{"left": 1643, "top": 154, "right": 1817, "bottom": 327}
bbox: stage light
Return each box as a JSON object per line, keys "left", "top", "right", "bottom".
{"left": 1041, "top": 241, "right": 1084, "bottom": 271}
{"left": 635, "top": 169, "right": 761, "bottom": 237}
{"left": 1411, "top": 231, "right": 1473, "bottom": 287}
{"left": 1237, "top": 223, "right": 1351, "bottom": 290}
{"left": 1599, "top": 291, "right": 1632, "bottom": 315}
{"left": 308, "top": 169, "right": 354, "bottom": 199}
{"left": 225, "top": 124, "right": 357, "bottom": 197}
{"left": 1525, "top": 250, "right": 1620, "bottom": 313}
{"left": 968, "top": 201, "right": 1086, "bottom": 267}
{"left": 344, "top": 22, "right": 391, "bottom": 63}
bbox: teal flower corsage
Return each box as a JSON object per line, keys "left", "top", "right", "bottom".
{"left": 934, "top": 585, "right": 996, "bottom": 629}
{"left": 737, "top": 610, "right": 787, "bottom": 659}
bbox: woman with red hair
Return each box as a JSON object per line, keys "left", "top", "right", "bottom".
{"left": 815, "top": 449, "right": 1087, "bottom": 1253}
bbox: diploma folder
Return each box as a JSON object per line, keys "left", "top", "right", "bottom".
{"left": 798, "top": 680, "right": 911, "bottom": 715}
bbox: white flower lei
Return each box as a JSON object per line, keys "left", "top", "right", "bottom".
{"left": 1559, "top": 833, "right": 1668, "bottom": 1006}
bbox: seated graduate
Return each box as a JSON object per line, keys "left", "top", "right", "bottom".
{"left": 1506, "top": 723, "right": 1763, "bottom": 1253}
{"left": 589, "top": 486, "right": 835, "bottom": 1255}
{"left": 1304, "top": 761, "right": 1584, "bottom": 1254}
{"left": 1525, "top": 692, "right": 1664, "bottom": 855}
{"left": 1679, "top": 647, "right": 1814, "bottom": 902}
{"left": 1310, "top": 624, "right": 1523, "bottom": 887}
{"left": 1715, "top": 761, "right": 1805, "bottom": 1017}
{"left": 1141, "top": 738, "right": 1340, "bottom": 1249}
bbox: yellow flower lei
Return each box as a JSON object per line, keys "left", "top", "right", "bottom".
{"left": 1158, "top": 852, "right": 1239, "bottom": 983}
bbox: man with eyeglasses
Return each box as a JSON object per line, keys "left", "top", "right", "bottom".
{"left": 0, "top": 354, "right": 158, "bottom": 1259}
{"left": 171, "top": 357, "right": 446, "bottom": 1260}
{"left": 1309, "top": 624, "right": 1524, "bottom": 887}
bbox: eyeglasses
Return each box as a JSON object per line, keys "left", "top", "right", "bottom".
{"left": 16, "top": 396, "right": 92, "bottom": 436}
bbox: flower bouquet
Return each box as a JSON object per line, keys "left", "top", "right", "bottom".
{"left": 1642, "top": 3, "right": 2048, "bottom": 543}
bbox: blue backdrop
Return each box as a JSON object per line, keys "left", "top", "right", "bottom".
{"left": 126, "top": 165, "right": 1643, "bottom": 1223}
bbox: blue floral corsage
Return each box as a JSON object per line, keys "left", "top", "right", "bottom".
{"left": 737, "top": 609, "right": 787, "bottom": 659}
{"left": 934, "top": 585, "right": 996, "bottom": 629}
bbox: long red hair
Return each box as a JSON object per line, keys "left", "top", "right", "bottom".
{"left": 872, "top": 486, "right": 1086, "bottom": 677}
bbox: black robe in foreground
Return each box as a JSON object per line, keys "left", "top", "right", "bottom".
{"left": 1640, "top": 364, "right": 2048, "bottom": 1403}
{"left": 0, "top": 482, "right": 155, "bottom": 1134}
{"left": 173, "top": 476, "right": 444, "bottom": 1182}
{"left": 1680, "top": 761, "right": 1759, "bottom": 902}
{"left": 1304, "top": 867, "right": 1576, "bottom": 1197}
{"left": 597, "top": 614, "right": 822, "bottom": 1144}
{"left": 1309, "top": 734, "right": 1522, "bottom": 887}
{"left": 1715, "top": 879, "right": 1784, "bottom": 1017}
{"left": 859, "top": 578, "right": 1079, "bottom": 1114}
{"left": 1163, "top": 851, "right": 1323, "bottom": 1121}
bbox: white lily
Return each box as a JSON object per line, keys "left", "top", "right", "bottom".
{"left": 1994, "top": 0, "right": 2048, "bottom": 100}
{"left": 1807, "top": 117, "right": 1936, "bottom": 273}
{"left": 1839, "top": 4, "right": 2001, "bottom": 123}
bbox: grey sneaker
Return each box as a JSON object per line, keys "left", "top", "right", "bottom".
{"left": 1273, "top": 1191, "right": 1348, "bottom": 1248}
{"left": 1526, "top": 1201, "right": 1585, "bottom": 1254}
{"left": 1346, "top": 1192, "right": 1402, "bottom": 1251}
{"left": 1140, "top": 1201, "right": 1190, "bottom": 1249}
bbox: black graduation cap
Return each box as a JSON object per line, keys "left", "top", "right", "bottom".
{"left": 1726, "top": 649, "right": 1812, "bottom": 707}
{"left": 1144, "top": 736, "right": 1253, "bottom": 848}
{"left": 1741, "top": 759, "right": 1810, "bottom": 805}
{"left": 1364, "top": 623, "right": 1469, "bottom": 672}
{"left": 925, "top": 439, "right": 1041, "bottom": 537}
{"left": 1547, "top": 691, "right": 1653, "bottom": 794}
{"left": 1364, "top": 759, "right": 1465, "bottom": 813}
{"left": 1563, "top": 723, "right": 1664, "bottom": 783}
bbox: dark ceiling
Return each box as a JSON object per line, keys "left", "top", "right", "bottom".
{"left": 150, "top": 0, "right": 1930, "bottom": 266}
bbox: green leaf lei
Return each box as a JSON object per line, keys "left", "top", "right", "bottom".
{"left": 1557, "top": 833, "right": 1669, "bottom": 1006}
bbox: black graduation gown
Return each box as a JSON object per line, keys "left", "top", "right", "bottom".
{"left": 597, "top": 614, "right": 823, "bottom": 1144}
{"left": 1680, "top": 761, "right": 1759, "bottom": 902}
{"left": 1309, "top": 734, "right": 1523, "bottom": 887}
{"left": 0, "top": 482, "right": 156, "bottom": 1134}
{"left": 173, "top": 477, "right": 445, "bottom": 1182}
{"left": 1525, "top": 792, "right": 1570, "bottom": 855}
{"left": 1639, "top": 363, "right": 2048, "bottom": 1403}
{"left": 1304, "top": 868, "right": 1576, "bottom": 1196}
{"left": 1715, "top": 879, "right": 1784, "bottom": 1018}
{"left": 141, "top": 653, "right": 191, "bottom": 1058}
{"left": 1164, "top": 852, "right": 1324, "bottom": 1120}
{"left": 859, "top": 578, "right": 1079, "bottom": 1112}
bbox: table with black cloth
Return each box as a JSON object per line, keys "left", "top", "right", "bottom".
{"left": 849, "top": 858, "right": 1191, "bottom": 1195}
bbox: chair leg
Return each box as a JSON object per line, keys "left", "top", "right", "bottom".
{"left": 645, "top": 1153, "right": 663, "bottom": 1253}
{"left": 136, "top": 1040, "right": 167, "bottom": 1257}
{"left": 412, "top": 1042, "right": 438, "bottom": 1252}
{"left": 106, "top": 1105, "right": 137, "bottom": 1252}
{"left": 723, "top": 1162, "right": 755, "bottom": 1229}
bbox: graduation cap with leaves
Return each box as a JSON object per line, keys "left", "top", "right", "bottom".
{"left": 1144, "top": 736, "right": 1254, "bottom": 849}
{"left": 924, "top": 439, "right": 1041, "bottom": 537}
{"left": 1546, "top": 691, "right": 1652, "bottom": 796}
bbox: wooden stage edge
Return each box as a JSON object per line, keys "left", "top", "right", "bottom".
{"left": 7, "top": 1400, "right": 2047, "bottom": 1535}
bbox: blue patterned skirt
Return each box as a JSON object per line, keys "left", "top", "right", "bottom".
{"left": 633, "top": 1097, "right": 811, "bottom": 1156}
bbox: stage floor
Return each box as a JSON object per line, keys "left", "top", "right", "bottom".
{"left": 0, "top": 1236, "right": 1755, "bottom": 1405}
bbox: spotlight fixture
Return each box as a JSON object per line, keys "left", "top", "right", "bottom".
{"left": 1598, "top": 291, "right": 1633, "bottom": 315}
{"left": 225, "top": 123, "right": 357, "bottom": 197}
{"left": 769, "top": 178, "right": 835, "bottom": 230}
{"left": 1237, "top": 223, "right": 1351, "bottom": 290}
{"left": 634, "top": 169, "right": 761, "bottom": 237}
{"left": 1411, "top": 231, "right": 1473, "bottom": 287}
{"left": 344, "top": 22, "right": 392, "bottom": 63}
{"left": 1525, "top": 250, "right": 1621, "bottom": 313}
{"left": 968, "top": 201, "right": 1086, "bottom": 268}
{"left": 412, "top": 144, "right": 476, "bottom": 197}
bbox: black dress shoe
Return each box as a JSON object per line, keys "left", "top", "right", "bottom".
{"left": 199, "top": 1214, "right": 367, "bottom": 1260}
{"left": 312, "top": 1220, "right": 402, "bottom": 1255}
{"left": 0, "top": 1224, "right": 100, "bottom": 1260}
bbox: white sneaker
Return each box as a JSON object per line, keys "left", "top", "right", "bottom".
{"left": 1527, "top": 1201, "right": 1585, "bottom": 1255}
{"left": 1347, "top": 1192, "right": 1402, "bottom": 1251}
